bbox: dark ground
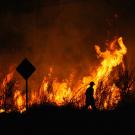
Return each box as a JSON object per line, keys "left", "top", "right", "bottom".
{"left": 0, "top": 104, "right": 135, "bottom": 135}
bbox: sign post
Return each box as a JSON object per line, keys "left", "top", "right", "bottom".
{"left": 26, "top": 79, "right": 28, "bottom": 111}
{"left": 16, "top": 58, "right": 36, "bottom": 111}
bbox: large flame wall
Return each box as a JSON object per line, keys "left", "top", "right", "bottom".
{"left": 0, "top": 37, "right": 128, "bottom": 113}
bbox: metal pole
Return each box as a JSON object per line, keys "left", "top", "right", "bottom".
{"left": 26, "top": 79, "right": 28, "bottom": 111}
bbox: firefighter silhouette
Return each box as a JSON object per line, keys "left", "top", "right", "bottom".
{"left": 85, "top": 81, "right": 97, "bottom": 110}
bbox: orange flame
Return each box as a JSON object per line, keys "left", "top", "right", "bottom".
{"left": 0, "top": 37, "right": 128, "bottom": 112}
{"left": 94, "top": 37, "right": 127, "bottom": 84}
{"left": 14, "top": 90, "right": 26, "bottom": 113}
{"left": 37, "top": 37, "right": 127, "bottom": 108}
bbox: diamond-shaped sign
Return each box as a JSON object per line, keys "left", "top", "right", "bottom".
{"left": 16, "top": 58, "right": 36, "bottom": 80}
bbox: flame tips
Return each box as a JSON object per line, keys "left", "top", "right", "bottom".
{"left": 0, "top": 36, "right": 130, "bottom": 113}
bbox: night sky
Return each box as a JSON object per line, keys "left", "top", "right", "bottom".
{"left": 0, "top": 0, "right": 135, "bottom": 84}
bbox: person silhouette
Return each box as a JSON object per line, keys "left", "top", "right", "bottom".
{"left": 85, "top": 81, "right": 97, "bottom": 111}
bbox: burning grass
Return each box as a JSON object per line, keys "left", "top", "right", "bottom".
{"left": 0, "top": 37, "right": 134, "bottom": 113}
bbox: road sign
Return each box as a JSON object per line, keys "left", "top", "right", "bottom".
{"left": 16, "top": 58, "right": 36, "bottom": 111}
{"left": 16, "top": 58, "right": 36, "bottom": 80}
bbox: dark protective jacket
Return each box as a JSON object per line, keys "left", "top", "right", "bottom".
{"left": 85, "top": 86, "right": 94, "bottom": 104}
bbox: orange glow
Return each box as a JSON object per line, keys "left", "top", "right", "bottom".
{"left": 36, "top": 37, "right": 127, "bottom": 108}
{"left": 14, "top": 90, "right": 26, "bottom": 113}
{"left": 0, "top": 37, "right": 129, "bottom": 112}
